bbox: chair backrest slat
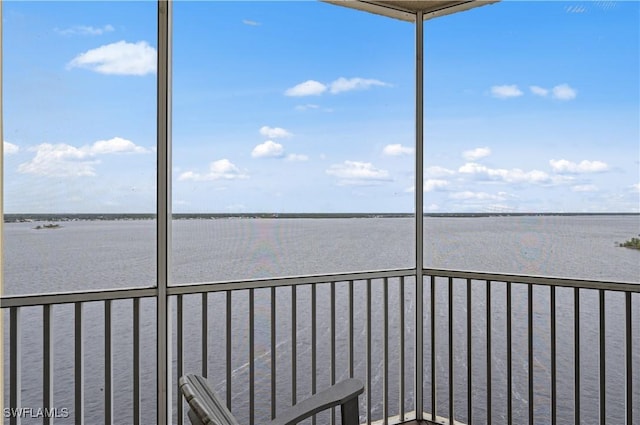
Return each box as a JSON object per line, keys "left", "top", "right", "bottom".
{"left": 179, "top": 374, "right": 240, "bottom": 425}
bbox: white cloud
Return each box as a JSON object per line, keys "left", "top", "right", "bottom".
{"left": 4, "top": 141, "right": 19, "bottom": 155}
{"left": 462, "top": 147, "right": 491, "bottom": 161}
{"left": 552, "top": 84, "right": 577, "bottom": 100}
{"left": 285, "top": 80, "right": 327, "bottom": 97}
{"left": 491, "top": 85, "right": 523, "bottom": 99}
{"left": 424, "top": 179, "right": 449, "bottom": 192}
{"left": 425, "top": 166, "right": 455, "bottom": 178}
{"left": 406, "top": 179, "right": 449, "bottom": 193}
{"left": 571, "top": 184, "right": 598, "bottom": 192}
{"left": 259, "top": 126, "right": 292, "bottom": 139}
{"left": 631, "top": 183, "right": 640, "bottom": 193}
{"left": 326, "top": 160, "right": 390, "bottom": 185}
{"left": 549, "top": 159, "right": 608, "bottom": 173}
{"left": 18, "top": 137, "right": 148, "bottom": 177}
{"left": 56, "top": 24, "right": 115, "bottom": 36}
{"left": 286, "top": 77, "right": 389, "bottom": 97}
{"left": 383, "top": 144, "right": 414, "bottom": 156}
{"left": 459, "top": 162, "right": 563, "bottom": 185}
{"left": 89, "top": 137, "right": 149, "bottom": 154}
{"left": 450, "top": 191, "right": 507, "bottom": 201}
{"left": 242, "top": 19, "right": 260, "bottom": 26}
{"left": 530, "top": 85, "right": 549, "bottom": 97}
{"left": 285, "top": 154, "right": 309, "bottom": 162}
{"left": 329, "top": 77, "right": 389, "bottom": 94}
{"left": 68, "top": 40, "right": 156, "bottom": 76}
{"left": 251, "top": 141, "right": 285, "bottom": 158}
{"left": 178, "top": 159, "right": 248, "bottom": 181}
{"left": 19, "top": 144, "right": 97, "bottom": 177}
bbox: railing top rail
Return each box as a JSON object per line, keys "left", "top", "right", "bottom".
{"left": 168, "top": 268, "right": 417, "bottom": 296}
{"left": 424, "top": 267, "right": 640, "bottom": 293}
{"left": 0, "top": 268, "right": 416, "bottom": 308}
{"left": 3, "top": 267, "right": 638, "bottom": 308}
{"left": 0, "top": 286, "right": 157, "bottom": 308}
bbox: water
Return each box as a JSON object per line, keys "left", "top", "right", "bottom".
{"left": 5, "top": 215, "right": 638, "bottom": 294}
{"left": 3, "top": 216, "right": 639, "bottom": 424}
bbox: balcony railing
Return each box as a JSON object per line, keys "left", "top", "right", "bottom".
{"left": 2, "top": 268, "right": 638, "bottom": 425}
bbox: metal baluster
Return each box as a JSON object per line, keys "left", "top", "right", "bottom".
{"left": 10, "top": 307, "right": 21, "bottom": 425}
{"left": 528, "top": 284, "right": 533, "bottom": 425}
{"left": 625, "top": 292, "right": 632, "bottom": 425}
{"left": 227, "top": 291, "right": 232, "bottom": 409}
{"left": 349, "top": 280, "right": 354, "bottom": 379}
{"left": 551, "top": 286, "right": 557, "bottom": 425}
{"left": 383, "top": 277, "right": 389, "bottom": 425}
{"left": 271, "top": 287, "right": 277, "bottom": 420}
{"left": 599, "top": 289, "right": 605, "bottom": 425}
{"left": 330, "top": 281, "right": 336, "bottom": 425}
{"left": 507, "top": 282, "right": 512, "bottom": 425}
{"left": 133, "top": 298, "right": 141, "bottom": 425}
{"left": 399, "top": 276, "right": 406, "bottom": 422}
{"left": 292, "top": 286, "right": 297, "bottom": 406}
{"left": 177, "top": 295, "right": 183, "bottom": 425}
{"left": 467, "top": 279, "right": 472, "bottom": 425}
{"left": 367, "top": 279, "right": 372, "bottom": 425}
{"left": 43, "top": 305, "right": 53, "bottom": 425}
{"left": 431, "top": 276, "right": 437, "bottom": 422}
{"left": 449, "top": 277, "right": 454, "bottom": 424}
{"left": 249, "top": 289, "right": 255, "bottom": 425}
{"left": 312, "top": 284, "right": 317, "bottom": 425}
{"left": 574, "top": 288, "right": 580, "bottom": 425}
{"left": 202, "top": 293, "right": 208, "bottom": 378}
{"left": 105, "top": 300, "right": 113, "bottom": 425}
{"left": 75, "top": 302, "right": 84, "bottom": 425}
{"left": 487, "top": 281, "right": 492, "bottom": 425}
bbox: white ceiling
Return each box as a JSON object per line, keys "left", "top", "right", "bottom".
{"left": 324, "top": 0, "right": 499, "bottom": 22}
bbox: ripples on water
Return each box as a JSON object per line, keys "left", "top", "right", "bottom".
{"left": 3, "top": 216, "right": 639, "bottom": 424}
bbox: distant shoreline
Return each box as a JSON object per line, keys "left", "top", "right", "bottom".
{"left": 4, "top": 212, "right": 639, "bottom": 223}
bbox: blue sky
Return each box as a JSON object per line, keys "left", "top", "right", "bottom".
{"left": 2, "top": 1, "right": 639, "bottom": 213}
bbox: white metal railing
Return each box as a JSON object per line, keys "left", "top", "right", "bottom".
{"left": 421, "top": 269, "right": 639, "bottom": 425}
{"left": 3, "top": 289, "right": 156, "bottom": 425}
{"left": 170, "top": 268, "right": 417, "bottom": 425}
{"left": 2, "top": 268, "right": 638, "bottom": 425}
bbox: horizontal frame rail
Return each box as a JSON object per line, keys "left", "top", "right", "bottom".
{"left": 3, "top": 267, "right": 637, "bottom": 310}
{"left": 1, "top": 269, "right": 416, "bottom": 309}
{"left": 1, "top": 287, "right": 157, "bottom": 308}
{"left": 423, "top": 268, "right": 640, "bottom": 293}
{"left": 169, "top": 268, "right": 417, "bottom": 295}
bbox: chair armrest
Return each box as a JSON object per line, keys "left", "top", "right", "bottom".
{"left": 268, "top": 378, "right": 364, "bottom": 425}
